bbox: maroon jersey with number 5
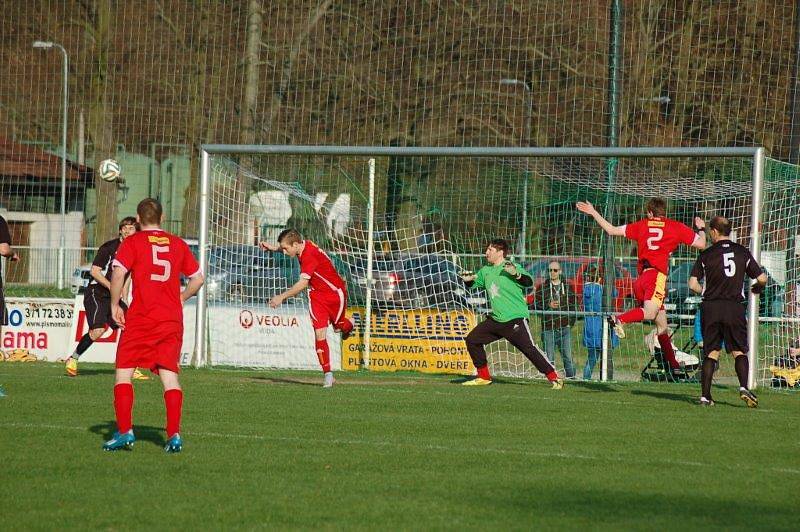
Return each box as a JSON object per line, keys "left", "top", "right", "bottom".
{"left": 112, "top": 229, "right": 200, "bottom": 324}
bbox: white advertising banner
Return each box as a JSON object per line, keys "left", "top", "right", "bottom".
{"left": 2, "top": 296, "right": 328, "bottom": 370}
{"left": 2, "top": 298, "right": 74, "bottom": 362}
{"left": 67, "top": 295, "right": 198, "bottom": 366}
{"left": 206, "top": 304, "right": 341, "bottom": 369}
{"left": 67, "top": 295, "right": 122, "bottom": 363}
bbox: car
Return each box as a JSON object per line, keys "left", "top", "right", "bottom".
{"left": 666, "top": 261, "right": 784, "bottom": 318}
{"left": 664, "top": 262, "right": 697, "bottom": 317}
{"left": 351, "top": 253, "right": 471, "bottom": 310}
{"left": 205, "top": 245, "right": 298, "bottom": 304}
{"left": 70, "top": 265, "right": 92, "bottom": 295}
{"left": 523, "top": 257, "right": 635, "bottom": 312}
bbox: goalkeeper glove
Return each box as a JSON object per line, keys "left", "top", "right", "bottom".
{"left": 751, "top": 283, "right": 765, "bottom": 295}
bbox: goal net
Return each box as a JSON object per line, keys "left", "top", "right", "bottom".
{"left": 196, "top": 146, "right": 798, "bottom": 389}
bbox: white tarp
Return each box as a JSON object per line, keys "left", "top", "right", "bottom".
{"left": 206, "top": 303, "right": 341, "bottom": 369}
{"left": 3, "top": 296, "right": 334, "bottom": 370}
{"left": 2, "top": 298, "right": 74, "bottom": 362}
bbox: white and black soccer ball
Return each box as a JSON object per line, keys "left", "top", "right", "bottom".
{"left": 98, "top": 159, "right": 121, "bottom": 182}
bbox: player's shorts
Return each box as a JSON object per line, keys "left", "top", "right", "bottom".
{"left": 701, "top": 300, "right": 748, "bottom": 356}
{"left": 116, "top": 319, "right": 183, "bottom": 374}
{"left": 308, "top": 288, "right": 347, "bottom": 330}
{"left": 84, "top": 288, "right": 123, "bottom": 330}
{"left": 633, "top": 268, "right": 668, "bottom": 309}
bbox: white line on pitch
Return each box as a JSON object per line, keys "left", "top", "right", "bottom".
{"left": 1, "top": 421, "right": 797, "bottom": 476}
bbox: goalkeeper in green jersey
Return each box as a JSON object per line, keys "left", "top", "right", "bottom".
{"left": 460, "top": 239, "right": 564, "bottom": 388}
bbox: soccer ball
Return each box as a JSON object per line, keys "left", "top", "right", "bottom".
{"left": 98, "top": 159, "right": 121, "bottom": 182}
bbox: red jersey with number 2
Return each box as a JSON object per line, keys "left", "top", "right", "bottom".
{"left": 299, "top": 240, "right": 346, "bottom": 295}
{"left": 624, "top": 217, "right": 697, "bottom": 275}
{"left": 113, "top": 229, "right": 200, "bottom": 324}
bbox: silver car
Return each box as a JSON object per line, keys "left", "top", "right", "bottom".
{"left": 70, "top": 265, "right": 92, "bottom": 295}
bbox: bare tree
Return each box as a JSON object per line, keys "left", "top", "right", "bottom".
{"left": 155, "top": 0, "right": 220, "bottom": 238}
{"left": 81, "top": 0, "right": 118, "bottom": 244}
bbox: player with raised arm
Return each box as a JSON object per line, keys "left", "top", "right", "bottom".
{"left": 688, "top": 216, "right": 768, "bottom": 407}
{"left": 260, "top": 229, "right": 354, "bottom": 388}
{"left": 577, "top": 197, "right": 706, "bottom": 374}
{"left": 65, "top": 217, "right": 144, "bottom": 378}
{"left": 102, "top": 199, "right": 204, "bottom": 453}
{"left": 460, "top": 238, "right": 563, "bottom": 388}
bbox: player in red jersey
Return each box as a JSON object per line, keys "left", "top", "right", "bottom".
{"left": 103, "top": 198, "right": 204, "bottom": 453}
{"left": 577, "top": 197, "right": 706, "bottom": 373}
{"left": 260, "top": 229, "right": 354, "bottom": 388}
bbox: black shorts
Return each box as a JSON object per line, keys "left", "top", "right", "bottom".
{"left": 84, "top": 288, "right": 124, "bottom": 330}
{"left": 0, "top": 286, "right": 5, "bottom": 326}
{"left": 701, "top": 300, "right": 748, "bottom": 355}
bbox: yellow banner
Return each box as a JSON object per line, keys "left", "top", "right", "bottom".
{"left": 342, "top": 307, "right": 477, "bottom": 375}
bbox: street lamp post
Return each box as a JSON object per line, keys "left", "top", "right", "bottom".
{"left": 33, "top": 40, "right": 68, "bottom": 290}
{"left": 500, "top": 79, "right": 533, "bottom": 259}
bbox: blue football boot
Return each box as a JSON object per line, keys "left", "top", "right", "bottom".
{"left": 103, "top": 430, "right": 135, "bottom": 451}
{"left": 164, "top": 433, "right": 183, "bottom": 453}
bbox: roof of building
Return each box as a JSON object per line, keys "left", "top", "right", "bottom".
{"left": 0, "top": 136, "right": 93, "bottom": 182}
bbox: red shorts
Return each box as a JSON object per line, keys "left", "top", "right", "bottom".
{"left": 309, "top": 288, "right": 347, "bottom": 330}
{"left": 633, "top": 268, "right": 668, "bottom": 309}
{"left": 116, "top": 319, "right": 183, "bottom": 374}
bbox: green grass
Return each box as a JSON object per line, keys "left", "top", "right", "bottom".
{"left": 4, "top": 284, "right": 74, "bottom": 299}
{"left": 1, "top": 363, "right": 798, "bottom": 530}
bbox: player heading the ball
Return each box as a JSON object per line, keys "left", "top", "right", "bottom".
{"left": 103, "top": 198, "right": 204, "bottom": 453}
{"left": 260, "top": 229, "right": 354, "bottom": 388}
{"left": 577, "top": 197, "right": 706, "bottom": 375}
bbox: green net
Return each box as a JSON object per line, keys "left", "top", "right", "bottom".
{"left": 202, "top": 150, "right": 798, "bottom": 388}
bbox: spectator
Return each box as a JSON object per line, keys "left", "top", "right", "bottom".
{"left": 532, "top": 261, "right": 577, "bottom": 378}
{"left": 582, "top": 266, "right": 618, "bottom": 380}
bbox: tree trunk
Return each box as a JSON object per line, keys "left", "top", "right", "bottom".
{"left": 222, "top": 0, "right": 263, "bottom": 245}
{"left": 85, "top": 0, "right": 117, "bottom": 245}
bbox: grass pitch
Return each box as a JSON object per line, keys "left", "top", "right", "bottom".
{"left": 1, "top": 363, "right": 798, "bottom": 530}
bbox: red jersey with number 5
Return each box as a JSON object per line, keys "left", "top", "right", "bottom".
{"left": 624, "top": 217, "right": 698, "bottom": 275}
{"left": 298, "top": 240, "right": 346, "bottom": 296}
{"left": 112, "top": 229, "right": 200, "bottom": 323}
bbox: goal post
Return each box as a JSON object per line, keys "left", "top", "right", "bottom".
{"left": 194, "top": 145, "right": 777, "bottom": 388}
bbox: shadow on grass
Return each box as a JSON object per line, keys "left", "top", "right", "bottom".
{"left": 74, "top": 368, "right": 116, "bottom": 376}
{"left": 630, "top": 389, "right": 697, "bottom": 404}
{"left": 497, "top": 486, "right": 790, "bottom": 529}
{"left": 247, "top": 376, "right": 320, "bottom": 387}
{"left": 90, "top": 420, "right": 166, "bottom": 447}
{"left": 630, "top": 389, "right": 738, "bottom": 407}
{"left": 566, "top": 380, "right": 620, "bottom": 392}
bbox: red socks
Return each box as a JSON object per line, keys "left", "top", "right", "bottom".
{"left": 315, "top": 339, "right": 331, "bottom": 373}
{"left": 476, "top": 365, "right": 492, "bottom": 380}
{"left": 113, "top": 383, "right": 134, "bottom": 434}
{"left": 164, "top": 388, "right": 183, "bottom": 437}
{"left": 657, "top": 333, "right": 680, "bottom": 369}
{"left": 115, "top": 383, "right": 183, "bottom": 438}
{"left": 618, "top": 307, "right": 645, "bottom": 324}
{"left": 546, "top": 371, "right": 559, "bottom": 382}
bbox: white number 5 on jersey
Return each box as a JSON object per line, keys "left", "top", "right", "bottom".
{"left": 647, "top": 227, "right": 663, "bottom": 250}
{"left": 723, "top": 252, "right": 736, "bottom": 277}
{"left": 151, "top": 245, "right": 171, "bottom": 282}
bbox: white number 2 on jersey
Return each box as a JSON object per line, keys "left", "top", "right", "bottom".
{"left": 723, "top": 252, "right": 736, "bottom": 277}
{"left": 151, "top": 245, "right": 171, "bottom": 282}
{"left": 646, "top": 227, "right": 663, "bottom": 250}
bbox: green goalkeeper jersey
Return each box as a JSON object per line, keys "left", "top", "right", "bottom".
{"left": 472, "top": 261, "right": 533, "bottom": 323}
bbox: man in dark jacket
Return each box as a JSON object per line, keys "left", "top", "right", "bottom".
{"left": 532, "top": 261, "right": 577, "bottom": 378}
